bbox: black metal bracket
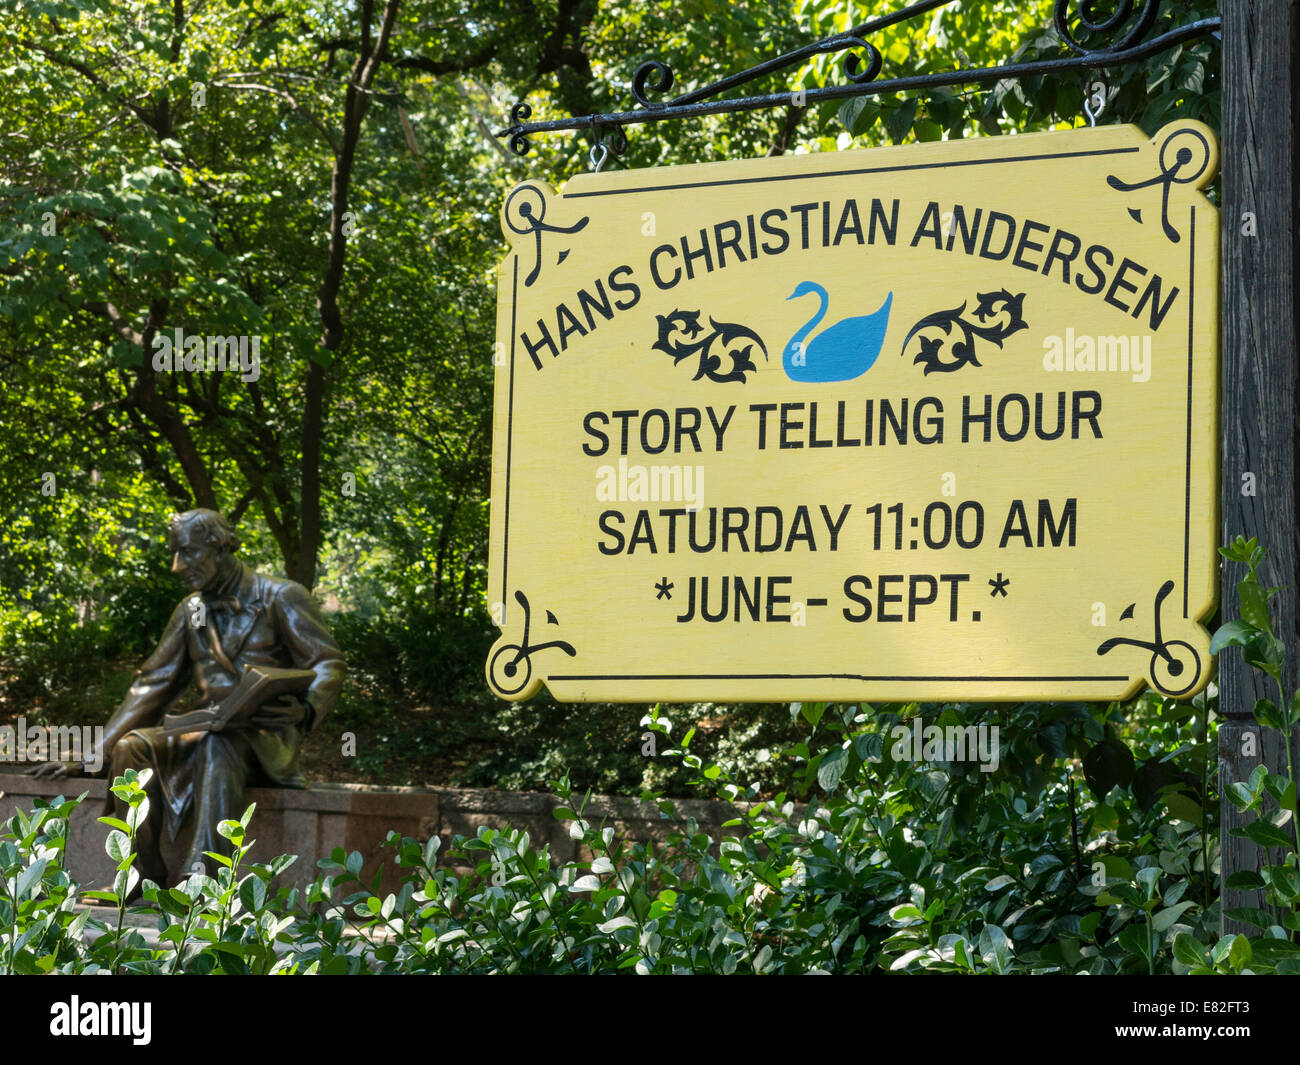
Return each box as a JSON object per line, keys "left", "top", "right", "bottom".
{"left": 497, "top": 0, "right": 1221, "bottom": 160}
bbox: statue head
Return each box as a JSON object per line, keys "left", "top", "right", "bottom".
{"left": 167, "top": 509, "right": 240, "bottom": 592}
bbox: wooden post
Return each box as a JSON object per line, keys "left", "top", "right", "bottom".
{"left": 1218, "top": 0, "right": 1300, "bottom": 935}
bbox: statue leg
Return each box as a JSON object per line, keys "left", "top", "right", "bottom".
{"left": 183, "top": 731, "right": 253, "bottom": 880}
{"left": 108, "top": 732, "right": 168, "bottom": 885}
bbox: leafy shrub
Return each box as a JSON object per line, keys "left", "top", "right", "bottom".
{"left": 12, "top": 536, "right": 1300, "bottom": 974}
{"left": 0, "top": 698, "right": 1222, "bottom": 974}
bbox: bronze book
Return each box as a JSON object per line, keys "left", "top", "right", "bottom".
{"left": 157, "top": 665, "right": 316, "bottom": 737}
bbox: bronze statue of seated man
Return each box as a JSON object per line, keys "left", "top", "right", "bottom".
{"left": 33, "top": 508, "right": 346, "bottom": 889}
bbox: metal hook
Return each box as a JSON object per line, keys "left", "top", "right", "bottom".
{"left": 1083, "top": 76, "right": 1103, "bottom": 127}
{"left": 588, "top": 117, "right": 609, "bottom": 172}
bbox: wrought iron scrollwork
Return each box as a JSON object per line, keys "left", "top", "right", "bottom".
{"left": 498, "top": 0, "right": 1220, "bottom": 158}
{"left": 632, "top": 60, "right": 675, "bottom": 109}
{"left": 837, "top": 36, "right": 883, "bottom": 85}
{"left": 506, "top": 101, "right": 532, "bottom": 156}
{"left": 1053, "top": 0, "right": 1159, "bottom": 57}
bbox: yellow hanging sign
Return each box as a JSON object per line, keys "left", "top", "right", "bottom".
{"left": 487, "top": 120, "right": 1219, "bottom": 703}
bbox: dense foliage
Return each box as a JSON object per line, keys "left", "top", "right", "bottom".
{"left": 6, "top": 532, "right": 1297, "bottom": 974}
{"left": 0, "top": 601, "right": 1285, "bottom": 975}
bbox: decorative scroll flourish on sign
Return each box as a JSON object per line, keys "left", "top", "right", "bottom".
{"left": 487, "top": 590, "right": 576, "bottom": 697}
{"left": 1096, "top": 580, "right": 1202, "bottom": 697}
{"left": 1106, "top": 124, "right": 1213, "bottom": 243}
{"left": 503, "top": 183, "right": 590, "bottom": 286}
{"left": 651, "top": 311, "right": 768, "bottom": 384}
{"left": 900, "top": 290, "right": 1028, "bottom": 375}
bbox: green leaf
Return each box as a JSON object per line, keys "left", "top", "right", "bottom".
{"left": 155, "top": 888, "right": 192, "bottom": 917}
{"left": 1223, "top": 906, "right": 1276, "bottom": 930}
{"left": 978, "top": 923, "right": 1011, "bottom": 974}
{"left": 105, "top": 830, "right": 131, "bottom": 863}
{"left": 1245, "top": 633, "right": 1285, "bottom": 679}
{"left": 1237, "top": 582, "right": 1268, "bottom": 631}
{"left": 113, "top": 867, "right": 139, "bottom": 900}
{"left": 1211, "top": 619, "right": 1257, "bottom": 654}
{"left": 1267, "top": 866, "right": 1300, "bottom": 903}
{"left": 1250, "top": 939, "right": 1300, "bottom": 964}
{"left": 207, "top": 940, "right": 256, "bottom": 958}
{"left": 883, "top": 98, "right": 918, "bottom": 144}
{"left": 238, "top": 876, "right": 267, "bottom": 912}
{"left": 268, "top": 853, "right": 298, "bottom": 877}
{"left": 1172, "top": 932, "right": 1208, "bottom": 967}
{"left": 1135, "top": 866, "right": 1161, "bottom": 895}
{"left": 913, "top": 118, "right": 942, "bottom": 142}
{"left": 1253, "top": 698, "right": 1285, "bottom": 730}
{"left": 1228, "top": 933, "right": 1252, "bottom": 970}
{"left": 800, "top": 702, "right": 826, "bottom": 727}
{"left": 1226, "top": 780, "right": 1256, "bottom": 811}
{"left": 1238, "top": 579, "right": 1272, "bottom": 633}
{"left": 1118, "top": 923, "right": 1153, "bottom": 964}
{"left": 1153, "top": 901, "right": 1195, "bottom": 932}
{"left": 1236, "top": 819, "right": 1294, "bottom": 850}
{"left": 1163, "top": 792, "right": 1203, "bottom": 823}
{"left": 15, "top": 859, "right": 48, "bottom": 899}
{"left": 817, "top": 747, "right": 848, "bottom": 792}
{"left": 838, "top": 98, "right": 880, "bottom": 137}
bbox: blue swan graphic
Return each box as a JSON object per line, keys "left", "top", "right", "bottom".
{"left": 782, "top": 282, "right": 893, "bottom": 383}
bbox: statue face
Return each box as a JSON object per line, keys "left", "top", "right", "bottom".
{"left": 169, "top": 522, "right": 225, "bottom": 592}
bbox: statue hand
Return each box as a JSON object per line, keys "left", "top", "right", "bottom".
{"left": 250, "top": 694, "right": 309, "bottom": 730}
{"left": 28, "top": 761, "right": 82, "bottom": 781}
